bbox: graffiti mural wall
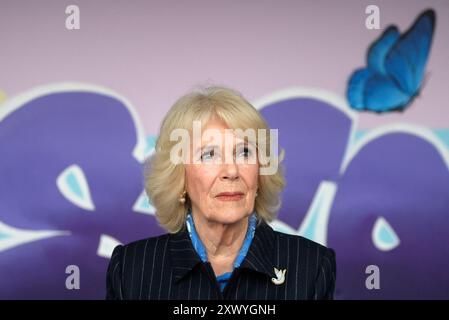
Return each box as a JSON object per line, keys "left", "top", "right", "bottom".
{"left": 1, "top": 0, "right": 448, "bottom": 299}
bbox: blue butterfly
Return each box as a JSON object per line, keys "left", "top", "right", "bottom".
{"left": 347, "top": 9, "right": 436, "bottom": 113}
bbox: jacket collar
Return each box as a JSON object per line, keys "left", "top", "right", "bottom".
{"left": 169, "top": 224, "right": 203, "bottom": 283}
{"left": 169, "top": 218, "right": 277, "bottom": 283}
{"left": 239, "top": 219, "right": 277, "bottom": 279}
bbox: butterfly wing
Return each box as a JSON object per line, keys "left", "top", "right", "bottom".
{"left": 385, "top": 9, "right": 436, "bottom": 96}
{"left": 367, "top": 26, "right": 400, "bottom": 74}
{"left": 347, "top": 68, "right": 410, "bottom": 112}
{"left": 348, "top": 27, "right": 401, "bottom": 110}
{"left": 347, "top": 9, "right": 436, "bottom": 113}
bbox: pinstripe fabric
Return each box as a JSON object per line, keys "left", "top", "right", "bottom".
{"left": 106, "top": 220, "right": 336, "bottom": 300}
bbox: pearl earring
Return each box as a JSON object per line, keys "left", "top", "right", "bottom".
{"left": 179, "top": 190, "right": 187, "bottom": 204}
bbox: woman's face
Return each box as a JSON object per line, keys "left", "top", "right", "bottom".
{"left": 185, "top": 117, "right": 259, "bottom": 225}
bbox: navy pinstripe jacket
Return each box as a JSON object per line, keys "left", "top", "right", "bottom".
{"left": 106, "top": 219, "right": 336, "bottom": 300}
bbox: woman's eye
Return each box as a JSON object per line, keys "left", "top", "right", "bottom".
{"left": 237, "top": 147, "right": 252, "bottom": 158}
{"left": 201, "top": 149, "right": 216, "bottom": 160}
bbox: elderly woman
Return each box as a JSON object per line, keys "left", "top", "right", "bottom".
{"left": 106, "top": 86, "right": 336, "bottom": 300}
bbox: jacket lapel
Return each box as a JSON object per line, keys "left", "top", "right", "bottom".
{"left": 169, "top": 226, "right": 202, "bottom": 283}
{"left": 240, "top": 220, "right": 277, "bottom": 279}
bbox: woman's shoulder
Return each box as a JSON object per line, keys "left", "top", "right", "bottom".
{"left": 110, "top": 233, "right": 171, "bottom": 259}
{"left": 106, "top": 233, "right": 173, "bottom": 299}
{"left": 271, "top": 228, "right": 336, "bottom": 260}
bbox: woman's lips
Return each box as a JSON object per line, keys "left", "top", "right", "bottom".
{"left": 215, "top": 192, "right": 244, "bottom": 201}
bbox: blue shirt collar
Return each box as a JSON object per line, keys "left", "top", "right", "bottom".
{"left": 185, "top": 209, "right": 257, "bottom": 270}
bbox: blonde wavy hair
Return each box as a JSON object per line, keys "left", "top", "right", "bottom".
{"left": 144, "top": 86, "right": 285, "bottom": 233}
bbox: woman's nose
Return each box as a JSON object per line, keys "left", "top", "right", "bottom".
{"left": 220, "top": 162, "right": 239, "bottom": 181}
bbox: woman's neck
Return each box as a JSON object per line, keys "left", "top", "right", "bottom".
{"left": 191, "top": 211, "right": 249, "bottom": 270}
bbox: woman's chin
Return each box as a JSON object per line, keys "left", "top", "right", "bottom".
{"left": 208, "top": 211, "right": 251, "bottom": 225}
